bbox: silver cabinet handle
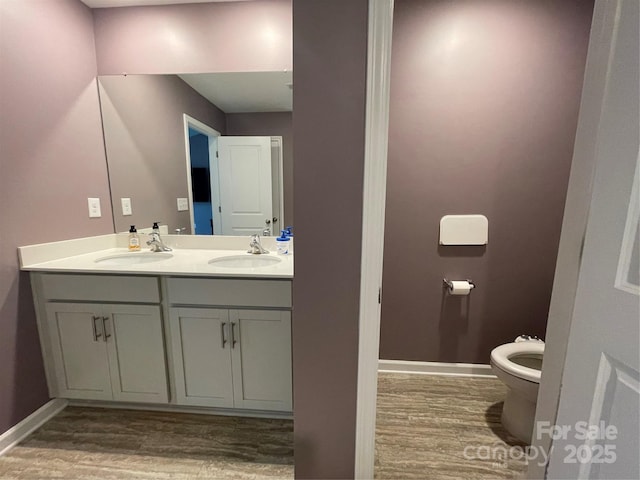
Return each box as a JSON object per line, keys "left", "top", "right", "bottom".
{"left": 221, "top": 322, "right": 227, "bottom": 348}
{"left": 231, "top": 322, "right": 237, "bottom": 348}
{"left": 102, "top": 316, "right": 111, "bottom": 342}
{"left": 92, "top": 316, "right": 102, "bottom": 342}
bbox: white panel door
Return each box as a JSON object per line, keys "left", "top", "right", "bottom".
{"left": 218, "top": 136, "right": 273, "bottom": 235}
{"left": 169, "top": 308, "right": 234, "bottom": 408}
{"left": 106, "top": 305, "right": 168, "bottom": 404}
{"left": 548, "top": 1, "right": 639, "bottom": 478}
{"left": 45, "top": 303, "right": 112, "bottom": 401}
{"left": 230, "top": 309, "right": 292, "bottom": 412}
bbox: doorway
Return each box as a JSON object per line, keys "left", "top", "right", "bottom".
{"left": 183, "top": 114, "right": 220, "bottom": 235}
{"left": 354, "top": 0, "right": 635, "bottom": 478}
{"left": 184, "top": 115, "right": 285, "bottom": 236}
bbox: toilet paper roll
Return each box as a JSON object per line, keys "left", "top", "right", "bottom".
{"left": 449, "top": 280, "right": 472, "bottom": 295}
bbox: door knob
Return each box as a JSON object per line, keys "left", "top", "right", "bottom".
{"left": 265, "top": 219, "right": 271, "bottom": 225}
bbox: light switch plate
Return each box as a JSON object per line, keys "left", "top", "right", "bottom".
{"left": 88, "top": 198, "right": 102, "bottom": 218}
{"left": 177, "top": 198, "right": 189, "bottom": 211}
{"left": 121, "top": 197, "right": 132, "bottom": 216}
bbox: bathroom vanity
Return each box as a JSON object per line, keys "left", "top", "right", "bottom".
{"left": 19, "top": 234, "right": 293, "bottom": 416}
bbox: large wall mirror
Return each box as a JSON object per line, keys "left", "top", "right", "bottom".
{"left": 98, "top": 71, "right": 293, "bottom": 236}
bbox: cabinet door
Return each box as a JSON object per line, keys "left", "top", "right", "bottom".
{"left": 169, "top": 308, "right": 234, "bottom": 407}
{"left": 230, "top": 310, "right": 292, "bottom": 411}
{"left": 45, "top": 303, "right": 112, "bottom": 400}
{"left": 105, "top": 305, "right": 168, "bottom": 403}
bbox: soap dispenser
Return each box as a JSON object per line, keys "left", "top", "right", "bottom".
{"left": 276, "top": 230, "right": 290, "bottom": 255}
{"left": 128, "top": 225, "right": 140, "bottom": 252}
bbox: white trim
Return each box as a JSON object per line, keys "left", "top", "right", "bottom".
{"left": 271, "top": 136, "right": 285, "bottom": 232}
{"left": 379, "top": 359, "right": 496, "bottom": 378}
{"left": 182, "top": 114, "right": 221, "bottom": 235}
{"left": 0, "top": 399, "right": 68, "bottom": 457}
{"left": 209, "top": 136, "right": 222, "bottom": 235}
{"left": 67, "top": 400, "right": 292, "bottom": 420}
{"left": 354, "top": 1, "right": 394, "bottom": 478}
{"left": 614, "top": 152, "right": 640, "bottom": 295}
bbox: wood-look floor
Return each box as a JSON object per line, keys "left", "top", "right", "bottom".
{"left": 375, "top": 373, "right": 527, "bottom": 479}
{"left": 0, "top": 408, "right": 294, "bottom": 479}
{"left": 0, "top": 374, "right": 526, "bottom": 479}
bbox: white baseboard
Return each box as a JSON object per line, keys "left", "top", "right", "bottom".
{"left": 68, "top": 400, "right": 293, "bottom": 420}
{"left": 379, "top": 359, "right": 496, "bottom": 378}
{"left": 0, "top": 399, "right": 68, "bottom": 457}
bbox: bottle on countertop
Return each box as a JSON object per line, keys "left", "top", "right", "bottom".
{"left": 128, "top": 225, "right": 140, "bottom": 251}
{"left": 276, "top": 230, "right": 290, "bottom": 255}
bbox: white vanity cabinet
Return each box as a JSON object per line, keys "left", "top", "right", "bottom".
{"left": 45, "top": 303, "right": 168, "bottom": 403}
{"left": 166, "top": 278, "right": 293, "bottom": 412}
{"left": 35, "top": 274, "right": 168, "bottom": 404}
{"left": 168, "top": 308, "right": 234, "bottom": 408}
{"left": 29, "top": 270, "right": 293, "bottom": 415}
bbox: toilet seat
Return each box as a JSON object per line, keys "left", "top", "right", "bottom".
{"left": 490, "top": 342, "right": 544, "bottom": 383}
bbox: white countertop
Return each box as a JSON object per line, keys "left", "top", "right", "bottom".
{"left": 19, "top": 234, "right": 293, "bottom": 279}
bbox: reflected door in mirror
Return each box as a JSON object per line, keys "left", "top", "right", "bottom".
{"left": 218, "top": 136, "right": 273, "bottom": 235}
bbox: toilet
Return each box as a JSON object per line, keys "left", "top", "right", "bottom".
{"left": 490, "top": 338, "right": 544, "bottom": 444}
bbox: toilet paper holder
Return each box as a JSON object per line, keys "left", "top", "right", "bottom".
{"left": 443, "top": 278, "right": 476, "bottom": 291}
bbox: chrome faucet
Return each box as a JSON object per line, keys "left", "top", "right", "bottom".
{"left": 147, "top": 231, "right": 172, "bottom": 252}
{"left": 248, "top": 234, "right": 269, "bottom": 254}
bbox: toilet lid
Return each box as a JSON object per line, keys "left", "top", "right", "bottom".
{"left": 490, "top": 342, "right": 544, "bottom": 383}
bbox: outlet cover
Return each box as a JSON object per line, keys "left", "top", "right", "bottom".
{"left": 88, "top": 198, "right": 102, "bottom": 218}
{"left": 121, "top": 198, "right": 132, "bottom": 216}
{"left": 177, "top": 198, "right": 189, "bottom": 211}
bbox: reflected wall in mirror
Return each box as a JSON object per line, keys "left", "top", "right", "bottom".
{"left": 98, "top": 72, "right": 293, "bottom": 235}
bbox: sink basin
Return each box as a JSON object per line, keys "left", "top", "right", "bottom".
{"left": 95, "top": 252, "right": 173, "bottom": 266}
{"left": 208, "top": 255, "right": 282, "bottom": 269}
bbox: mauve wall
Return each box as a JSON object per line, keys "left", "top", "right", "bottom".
{"left": 226, "top": 112, "right": 293, "bottom": 227}
{"left": 380, "top": 0, "right": 594, "bottom": 364}
{"left": 0, "top": 0, "right": 112, "bottom": 433}
{"left": 98, "top": 75, "right": 226, "bottom": 233}
{"left": 93, "top": 0, "right": 292, "bottom": 75}
{"left": 293, "top": 0, "right": 368, "bottom": 477}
